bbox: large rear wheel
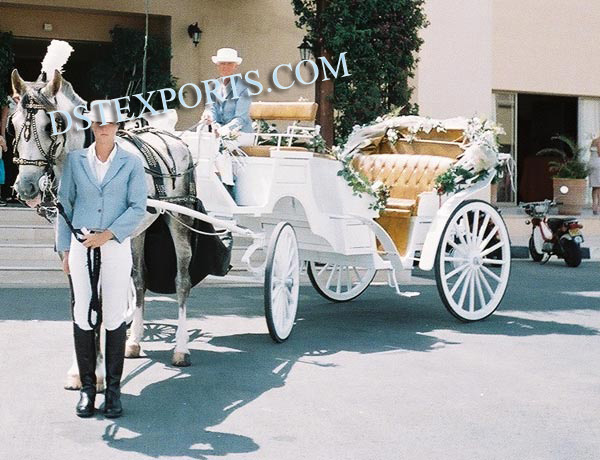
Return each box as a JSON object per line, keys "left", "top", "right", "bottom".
{"left": 435, "top": 200, "right": 511, "bottom": 321}
{"left": 307, "top": 262, "right": 376, "bottom": 302}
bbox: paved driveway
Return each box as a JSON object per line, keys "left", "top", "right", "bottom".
{"left": 1, "top": 261, "right": 599, "bottom": 460}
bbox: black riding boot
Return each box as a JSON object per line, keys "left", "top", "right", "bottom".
{"left": 73, "top": 324, "right": 97, "bottom": 418}
{"left": 104, "top": 322, "right": 127, "bottom": 418}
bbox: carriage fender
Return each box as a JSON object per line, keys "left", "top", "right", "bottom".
{"left": 418, "top": 175, "right": 493, "bottom": 271}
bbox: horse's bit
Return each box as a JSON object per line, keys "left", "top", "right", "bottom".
{"left": 10, "top": 97, "right": 67, "bottom": 220}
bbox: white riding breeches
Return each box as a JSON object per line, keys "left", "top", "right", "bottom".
{"left": 69, "top": 235, "right": 132, "bottom": 331}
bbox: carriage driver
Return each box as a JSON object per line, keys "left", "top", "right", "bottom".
{"left": 201, "top": 48, "right": 254, "bottom": 187}
{"left": 57, "top": 101, "right": 147, "bottom": 418}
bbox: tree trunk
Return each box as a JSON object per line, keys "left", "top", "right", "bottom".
{"left": 315, "top": 0, "right": 334, "bottom": 147}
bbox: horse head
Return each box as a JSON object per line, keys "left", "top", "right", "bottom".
{"left": 10, "top": 69, "right": 86, "bottom": 203}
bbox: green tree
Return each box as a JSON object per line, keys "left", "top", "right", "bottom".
{"left": 292, "top": 0, "right": 428, "bottom": 143}
{"left": 0, "top": 31, "right": 15, "bottom": 106}
{"left": 89, "top": 26, "right": 177, "bottom": 114}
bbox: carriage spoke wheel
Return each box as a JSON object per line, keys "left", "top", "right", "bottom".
{"left": 307, "top": 262, "right": 376, "bottom": 302}
{"left": 435, "top": 200, "right": 511, "bottom": 321}
{"left": 264, "top": 222, "right": 300, "bottom": 342}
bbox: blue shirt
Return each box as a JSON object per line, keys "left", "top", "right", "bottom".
{"left": 204, "top": 77, "right": 253, "bottom": 133}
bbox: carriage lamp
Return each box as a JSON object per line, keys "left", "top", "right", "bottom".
{"left": 187, "top": 22, "right": 202, "bottom": 47}
{"left": 298, "top": 39, "right": 313, "bottom": 63}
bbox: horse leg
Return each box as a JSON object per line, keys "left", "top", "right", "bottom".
{"left": 125, "top": 233, "right": 146, "bottom": 358}
{"left": 65, "top": 350, "right": 81, "bottom": 390}
{"left": 168, "top": 219, "right": 193, "bottom": 367}
{"left": 96, "top": 328, "right": 105, "bottom": 392}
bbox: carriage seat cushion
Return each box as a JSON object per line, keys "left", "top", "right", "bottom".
{"left": 249, "top": 101, "right": 318, "bottom": 121}
{"left": 352, "top": 153, "right": 456, "bottom": 215}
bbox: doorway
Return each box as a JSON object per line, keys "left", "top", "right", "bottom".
{"left": 516, "top": 93, "right": 578, "bottom": 202}
{"left": 13, "top": 38, "right": 109, "bottom": 102}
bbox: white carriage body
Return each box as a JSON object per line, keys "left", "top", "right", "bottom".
{"left": 150, "top": 107, "right": 511, "bottom": 338}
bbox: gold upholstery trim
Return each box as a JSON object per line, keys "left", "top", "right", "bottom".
{"left": 379, "top": 140, "right": 463, "bottom": 159}
{"left": 249, "top": 102, "right": 318, "bottom": 121}
{"left": 241, "top": 145, "right": 309, "bottom": 157}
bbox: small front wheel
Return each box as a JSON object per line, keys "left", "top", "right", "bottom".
{"left": 562, "top": 238, "right": 582, "bottom": 267}
{"left": 528, "top": 236, "right": 544, "bottom": 262}
{"left": 264, "top": 222, "right": 300, "bottom": 342}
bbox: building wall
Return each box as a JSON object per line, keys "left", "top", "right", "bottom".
{"left": 493, "top": 0, "right": 600, "bottom": 97}
{"left": 0, "top": 0, "right": 312, "bottom": 128}
{"left": 416, "top": 0, "right": 493, "bottom": 119}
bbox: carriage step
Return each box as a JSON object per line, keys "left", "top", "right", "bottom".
{"left": 0, "top": 224, "right": 55, "bottom": 243}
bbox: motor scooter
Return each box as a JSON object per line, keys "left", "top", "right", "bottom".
{"left": 521, "top": 199, "right": 584, "bottom": 267}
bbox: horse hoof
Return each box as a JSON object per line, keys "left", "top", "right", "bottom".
{"left": 125, "top": 343, "right": 141, "bottom": 358}
{"left": 172, "top": 352, "right": 191, "bottom": 367}
{"left": 64, "top": 375, "right": 81, "bottom": 391}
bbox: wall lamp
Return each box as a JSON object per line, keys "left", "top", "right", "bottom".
{"left": 188, "top": 22, "right": 202, "bottom": 47}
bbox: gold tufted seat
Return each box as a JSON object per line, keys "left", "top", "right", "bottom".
{"left": 353, "top": 152, "right": 457, "bottom": 255}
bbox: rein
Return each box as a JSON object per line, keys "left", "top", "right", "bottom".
{"left": 56, "top": 203, "right": 102, "bottom": 330}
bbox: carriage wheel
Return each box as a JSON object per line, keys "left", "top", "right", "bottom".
{"left": 435, "top": 200, "right": 511, "bottom": 321}
{"left": 307, "top": 262, "right": 376, "bottom": 302}
{"left": 264, "top": 222, "right": 300, "bottom": 342}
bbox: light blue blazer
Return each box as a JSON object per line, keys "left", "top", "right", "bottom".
{"left": 204, "top": 78, "right": 253, "bottom": 133}
{"left": 56, "top": 146, "right": 147, "bottom": 252}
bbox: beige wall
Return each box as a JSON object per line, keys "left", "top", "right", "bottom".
{"left": 0, "top": 0, "right": 313, "bottom": 128}
{"left": 416, "top": 0, "right": 493, "bottom": 119}
{"left": 493, "top": 0, "right": 600, "bottom": 97}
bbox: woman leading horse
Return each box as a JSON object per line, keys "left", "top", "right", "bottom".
{"left": 57, "top": 101, "right": 147, "bottom": 418}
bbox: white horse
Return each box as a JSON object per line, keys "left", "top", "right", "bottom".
{"left": 10, "top": 69, "right": 198, "bottom": 390}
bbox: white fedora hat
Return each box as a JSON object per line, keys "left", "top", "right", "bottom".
{"left": 211, "top": 48, "right": 242, "bottom": 64}
{"left": 87, "top": 100, "right": 120, "bottom": 124}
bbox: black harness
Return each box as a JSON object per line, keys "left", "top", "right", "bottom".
{"left": 117, "top": 127, "right": 198, "bottom": 200}
{"left": 56, "top": 203, "right": 102, "bottom": 330}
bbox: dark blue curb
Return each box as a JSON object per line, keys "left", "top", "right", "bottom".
{"left": 511, "top": 246, "right": 591, "bottom": 260}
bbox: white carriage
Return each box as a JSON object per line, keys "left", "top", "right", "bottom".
{"left": 150, "top": 102, "right": 512, "bottom": 342}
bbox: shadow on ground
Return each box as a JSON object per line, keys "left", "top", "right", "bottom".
{"left": 1, "top": 262, "right": 598, "bottom": 458}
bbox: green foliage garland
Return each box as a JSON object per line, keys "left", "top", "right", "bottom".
{"left": 334, "top": 147, "right": 390, "bottom": 212}
{"left": 291, "top": 0, "right": 428, "bottom": 143}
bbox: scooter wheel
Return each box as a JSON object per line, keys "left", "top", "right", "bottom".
{"left": 528, "top": 236, "right": 544, "bottom": 262}
{"left": 562, "top": 239, "right": 582, "bottom": 267}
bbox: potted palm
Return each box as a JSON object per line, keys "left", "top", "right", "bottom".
{"left": 536, "top": 135, "right": 589, "bottom": 215}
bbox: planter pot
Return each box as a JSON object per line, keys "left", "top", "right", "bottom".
{"left": 552, "top": 178, "right": 587, "bottom": 215}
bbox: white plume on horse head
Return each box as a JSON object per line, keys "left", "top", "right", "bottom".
{"left": 41, "top": 40, "right": 74, "bottom": 79}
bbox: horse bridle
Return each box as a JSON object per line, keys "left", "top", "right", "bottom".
{"left": 9, "top": 96, "right": 67, "bottom": 220}
{"left": 11, "top": 98, "right": 66, "bottom": 170}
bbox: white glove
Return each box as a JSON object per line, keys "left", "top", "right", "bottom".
{"left": 217, "top": 126, "right": 231, "bottom": 139}
{"left": 201, "top": 111, "right": 213, "bottom": 124}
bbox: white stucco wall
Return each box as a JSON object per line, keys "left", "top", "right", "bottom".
{"left": 416, "top": 0, "right": 493, "bottom": 119}
{"left": 493, "top": 0, "right": 600, "bottom": 97}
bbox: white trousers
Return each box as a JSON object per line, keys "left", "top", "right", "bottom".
{"left": 69, "top": 235, "right": 132, "bottom": 331}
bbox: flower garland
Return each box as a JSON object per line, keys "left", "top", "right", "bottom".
{"left": 335, "top": 113, "right": 504, "bottom": 211}
{"left": 333, "top": 146, "right": 390, "bottom": 212}
{"left": 434, "top": 118, "right": 504, "bottom": 195}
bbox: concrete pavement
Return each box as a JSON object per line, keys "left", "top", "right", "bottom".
{"left": 0, "top": 260, "right": 599, "bottom": 460}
